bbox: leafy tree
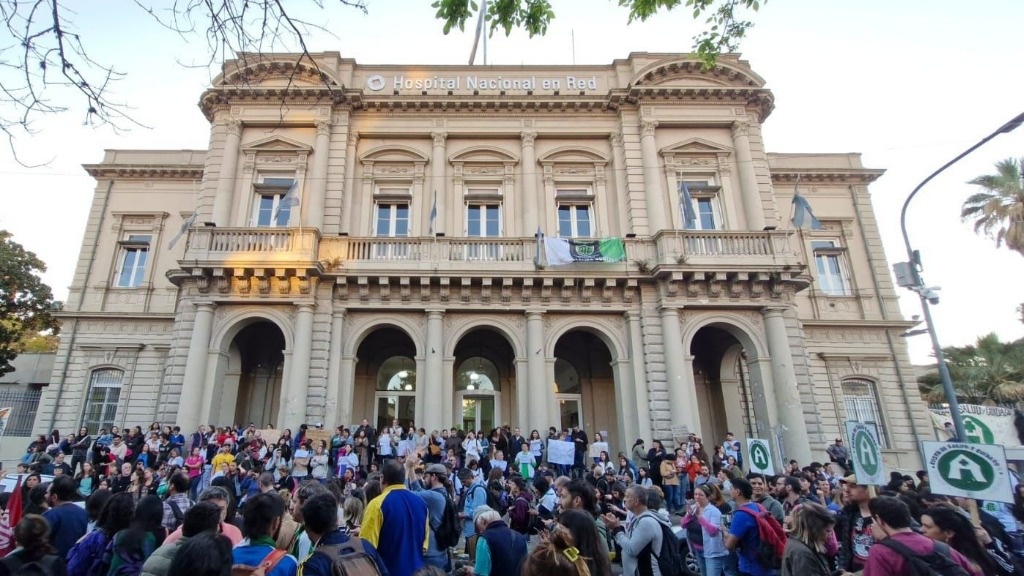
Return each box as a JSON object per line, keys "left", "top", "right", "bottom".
{"left": 0, "top": 230, "right": 59, "bottom": 376}
{"left": 433, "top": 0, "right": 761, "bottom": 66}
{"left": 918, "top": 333, "right": 1024, "bottom": 404}
{"left": 961, "top": 157, "right": 1024, "bottom": 256}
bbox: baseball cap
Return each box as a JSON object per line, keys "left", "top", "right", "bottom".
{"left": 839, "top": 474, "right": 861, "bottom": 485}
{"left": 424, "top": 463, "right": 448, "bottom": 475}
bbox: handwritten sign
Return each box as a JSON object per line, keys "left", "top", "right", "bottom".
{"left": 547, "top": 439, "right": 575, "bottom": 465}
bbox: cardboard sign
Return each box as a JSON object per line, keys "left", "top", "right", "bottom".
{"left": 671, "top": 425, "right": 690, "bottom": 442}
{"left": 547, "top": 439, "right": 575, "bottom": 465}
{"left": 845, "top": 421, "right": 886, "bottom": 486}
{"left": 256, "top": 428, "right": 282, "bottom": 445}
{"left": 924, "top": 441, "right": 1013, "bottom": 503}
{"left": 747, "top": 438, "right": 775, "bottom": 474}
{"left": 304, "top": 429, "right": 332, "bottom": 449}
{"left": 590, "top": 442, "right": 610, "bottom": 459}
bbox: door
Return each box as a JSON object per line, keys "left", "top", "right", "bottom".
{"left": 376, "top": 394, "right": 415, "bottom": 432}
{"left": 460, "top": 395, "right": 498, "bottom": 433}
{"left": 556, "top": 394, "right": 583, "bottom": 431}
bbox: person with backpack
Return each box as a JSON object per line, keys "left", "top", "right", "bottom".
{"left": 160, "top": 473, "right": 193, "bottom": 531}
{"left": 862, "top": 496, "right": 980, "bottom": 576}
{"left": 141, "top": 501, "right": 222, "bottom": 576}
{"left": 231, "top": 493, "right": 299, "bottom": 576}
{"left": 725, "top": 477, "right": 786, "bottom": 576}
{"left": 298, "top": 492, "right": 389, "bottom": 576}
{"left": 458, "top": 468, "right": 489, "bottom": 547}
{"left": 360, "top": 460, "right": 429, "bottom": 576}
{"left": 0, "top": 514, "right": 66, "bottom": 576}
{"left": 406, "top": 458, "right": 457, "bottom": 572}
{"left": 67, "top": 492, "right": 136, "bottom": 576}
{"left": 601, "top": 485, "right": 676, "bottom": 576}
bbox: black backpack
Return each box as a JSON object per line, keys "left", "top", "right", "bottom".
{"left": 311, "top": 539, "right": 382, "bottom": 576}
{"left": 878, "top": 538, "right": 972, "bottom": 576}
{"left": 486, "top": 487, "right": 509, "bottom": 516}
{"left": 435, "top": 491, "right": 462, "bottom": 549}
{"left": 637, "top": 515, "right": 685, "bottom": 576}
{"left": 0, "top": 555, "right": 60, "bottom": 576}
{"left": 167, "top": 498, "right": 191, "bottom": 530}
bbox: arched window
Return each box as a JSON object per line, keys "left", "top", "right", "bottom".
{"left": 555, "top": 358, "right": 581, "bottom": 394}
{"left": 377, "top": 356, "right": 416, "bottom": 391}
{"left": 841, "top": 378, "right": 888, "bottom": 448}
{"left": 456, "top": 357, "right": 500, "bottom": 391}
{"left": 83, "top": 369, "right": 123, "bottom": 434}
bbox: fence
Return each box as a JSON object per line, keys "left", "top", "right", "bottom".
{"left": 0, "top": 388, "right": 42, "bottom": 437}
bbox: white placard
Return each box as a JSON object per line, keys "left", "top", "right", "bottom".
{"left": 590, "top": 442, "right": 610, "bottom": 459}
{"left": 671, "top": 425, "right": 690, "bottom": 441}
{"left": 491, "top": 460, "right": 507, "bottom": 472}
{"left": 924, "top": 441, "right": 1014, "bottom": 503}
{"left": 929, "top": 405, "right": 1021, "bottom": 446}
{"left": 747, "top": 438, "right": 775, "bottom": 474}
{"left": 845, "top": 421, "right": 886, "bottom": 486}
{"left": 547, "top": 439, "right": 575, "bottom": 465}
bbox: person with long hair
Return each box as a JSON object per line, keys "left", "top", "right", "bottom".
{"left": 781, "top": 502, "right": 835, "bottom": 576}
{"left": 0, "top": 515, "right": 65, "bottom": 575}
{"left": 167, "top": 533, "right": 232, "bottom": 576}
{"left": 108, "top": 494, "right": 167, "bottom": 575}
{"left": 75, "top": 461, "right": 99, "bottom": 497}
{"left": 523, "top": 523, "right": 593, "bottom": 576}
{"left": 682, "top": 484, "right": 729, "bottom": 576}
{"left": 557, "top": 509, "right": 612, "bottom": 576}
{"left": 921, "top": 505, "right": 1017, "bottom": 576}
{"left": 67, "top": 492, "right": 136, "bottom": 576}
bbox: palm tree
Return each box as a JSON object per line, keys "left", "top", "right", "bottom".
{"left": 961, "top": 157, "right": 1024, "bottom": 256}
{"left": 918, "top": 333, "right": 1024, "bottom": 404}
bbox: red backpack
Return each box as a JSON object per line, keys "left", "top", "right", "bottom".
{"left": 735, "top": 503, "right": 787, "bottom": 570}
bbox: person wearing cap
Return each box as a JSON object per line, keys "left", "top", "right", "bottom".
{"left": 405, "top": 454, "right": 454, "bottom": 572}
{"left": 836, "top": 474, "right": 875, "bottom": 573}
{"left": 826, "top": 437, "right": 851, "bottom": 471}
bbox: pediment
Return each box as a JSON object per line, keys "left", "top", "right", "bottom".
{"left": 216, "top": 58, "right": 340, "bottom": 87}
{"left": 242, "top": 136, "right": 312, "bottom": 154}
{"left": 661, "top": 138, "right": 732, "bottom": 156}
{"left": 537, "top": 146, "right": 608, "bottom": 165}
{"left": 630, "top": 58, "right": 765, "bottom": 89}
{"left": 449, "top": 145, "right": 519, "bottom": 164}
{"left": 359, "top": 145, "right": 430, "bottom": 164}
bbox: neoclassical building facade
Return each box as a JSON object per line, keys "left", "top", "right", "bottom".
{"left": 34, "top": 52, "right": 935, "bottom": 471}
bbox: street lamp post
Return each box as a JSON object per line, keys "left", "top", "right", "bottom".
{"left": 894, "top": 111, "right": 1024, "bottom": 443}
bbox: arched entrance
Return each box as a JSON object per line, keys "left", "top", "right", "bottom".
{"left": 228, "top": 321, "right": 285, "bottom": 428}
{"left": 453, "top": 329, "right": 516, "bottom": 434}
{"left": 553, "top": 330, "right": 617, "bottom": 451}
{"left": 353, "top": 327, "right": 418, "bottom": 431}
{"left": 689, "top": 325, "right": 762, "bottom": 447}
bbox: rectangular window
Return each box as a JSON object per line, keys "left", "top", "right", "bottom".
{"left": 253, "top": 177, "right": 295, "bottom": 227}
{"left": 115, "top": 234, "right": 151, "bottom": 288}
{"left": 842, "top": 379, "right": 888, "bottom": 448}
{"left": 82, "top": 369, "right": 123, "bottom": 435}
{"left": 812, "top": 240, "right": 852, "bottom": 296}
{"left": 679, "top": 179, "right": 721, "bottom": 231}
{"left": 467, "top": 204, "right": 501, "bottom": 237}
{"left": 374, "top": 203, "right": 410, "bottom": 260}
{"left": 557, "top": 204, "right": 592, "bottom": 238}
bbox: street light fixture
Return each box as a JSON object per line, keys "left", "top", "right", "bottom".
{"left": 896, "top": 110, "right": 1024, "bottom": 443}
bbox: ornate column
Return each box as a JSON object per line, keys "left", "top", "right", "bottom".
{"left": 280, "top": 303, "right": 315, "bottom": 431}
{"left": 307, "top": 119, "right": 332, "bottom": 230}
{"left": 762, "top": 306, "right": 812, "bottom": 463}
{"left": 627, "top": 311, "right": 652, "bottom": 441}
{"left": 609, "top": 132, "right": 632, "bottom": 235}
{"left": 342, "top": 132, "right": 359, "bottom": 234}
{"left": 430, "top": 132, "right": 447, "bottom": 235}
{"left": 325, "top": 307, "right": 345, "bottom": 426}
{"left": 660, "top": 307, "right": 701, "bottom": 434}
{"left": 526, "top": 310, "right": 549, "bottom": 434}
{"left": 179, "top": 302, "right": 216, "bottom": 433}
{"left": 731, "top": 121, "right": 767, "bottom": 230}
{"left": 424, "top": 310, "right": 445, "bottom": 432}
{"left": 640, "top": 118, "right": 668, "bottom": 234}
{"left": 520, "top": 131, "right": 539, "bottom": 234}
{"left": 212, "top": 118, "right": 242, "bottom": 226}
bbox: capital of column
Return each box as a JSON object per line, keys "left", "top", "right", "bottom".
{"left": 194, "top": 301, "right": 217, "bottom": 312}
{"left": 426, "top": 309, "right": 445, "bottom": 320}
{"left": 315, "top": 120, "right": 332, "bottom": 137}
{"left": 331, "top": 307, "right": 347, "bottom": 320}
{"left": 347, "top": 132, "right": 359, "bottom": 147}
{"left": 639, "top": 118, "right": 658, "bottom": 137}
{"left": 762, "top": 305, "right": 789, "bottom": 318}
{"left": 525, "top": 310, "right": 545, "bottom": 320}
{"left": 225, "top": 118, "right": 242, "bottom": 137}
{"left": 520, "top": 131, "right": 537, "bottom": 147}
{"left": 609, "top": 131, "right": 623, "bottom": 148}
{"left": 294, "top": 302, "right": 317, "bottom": 313}
{"left": 431, "top": 131, "right": 448, "bottom": 147}
{"left": 731, "top": 120, "right": 751, "bottom": 139}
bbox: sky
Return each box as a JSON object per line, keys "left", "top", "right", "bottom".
{"left": 1, "top": 0, "right": 1022, "bottom": 365}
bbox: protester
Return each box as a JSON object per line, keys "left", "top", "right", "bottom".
{"left": 167, "top": 533, "right": 233, "bottom": 576}
{"left": 920, "top": 505, "right": 1016, "bottom": 576}
{"left": 42, "top": 475, "right": 89, "bottom": 557}
{"left": 781, "top": 502, "right": 835, "bottom": 576}
{"left": 232, "top": 493, "right": 299, "bottom": 576}
{"left": 298, "top": 492, "right": 389, "bottom": 576}
{"left": 472, "top": 506, "right": 528, "bottom": 576}
{"left": 361, "top": 460, "right": 429, "bottom": 576}
{"left": 141, "top": 501, "right": 222, "bottom": 576}
{"left": 863, "top": 496, "right": 980, "bottom": 576}
{"left": 602, "top": 486, "right": 670, "bottom": 576}
{"left": 67, "top": 491, "right": 135, "bottom": 576}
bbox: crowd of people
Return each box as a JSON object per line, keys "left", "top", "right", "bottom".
{"left": 2, "top": 421, "right": 1024, "bottom": 576}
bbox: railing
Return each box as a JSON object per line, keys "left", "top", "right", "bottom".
{"left": 655, "top": 230, "right": 794, "bottom": 261}
{"left": 321, "top": 237, "right": 534, "bottom": 265}
{"left": 0, "top": 389, "right": 42, "bottom": 437}
{"left": 184, "top": 227, "right": 320, "bottom": 265}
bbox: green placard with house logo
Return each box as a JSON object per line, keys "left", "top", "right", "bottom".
{"left": 923, "top": 441, "right": 1013, "bottom": 503}
{"left": 747, "top": 438, "right": 774, "bottom": 474}
{"left": 845, "top": 421, "right": 886, "bottom": 486}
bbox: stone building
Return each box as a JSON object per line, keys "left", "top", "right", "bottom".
{"left": 33, "top": 52, "right": 934, "bottom": 470}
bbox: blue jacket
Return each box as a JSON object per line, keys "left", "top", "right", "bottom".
{"left": 298, "top": 529, "right": 389, "bottom": 576}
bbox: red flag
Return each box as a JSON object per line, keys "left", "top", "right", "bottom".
{"left": 0, "top": 476, "right": 24, "bottom": 557}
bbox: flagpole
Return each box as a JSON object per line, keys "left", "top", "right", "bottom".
{"left": 790, "top": 174, "right": 821, "bottom": 320}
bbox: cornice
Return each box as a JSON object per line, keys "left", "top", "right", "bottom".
{"left": 53, "top": 311, "right": 177, "bottom": 320}
{"left": 82, "top": 164, "right": 204, "bottom": 179}
{"left": 199, "top": 86, "right": 352, "bottom": 121}
{"left": 771, "top": 169, "right": 886, "bottom": 185}
{"left": 801, "top": 319, "right": 918, "bottom": 329}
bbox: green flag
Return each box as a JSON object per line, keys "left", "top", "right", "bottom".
{"left": 544, "top": 237, "right": 626, "bottom": 265}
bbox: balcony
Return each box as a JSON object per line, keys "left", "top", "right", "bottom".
{"left": 180, "top": 227, "right": 321, "bottom": 273}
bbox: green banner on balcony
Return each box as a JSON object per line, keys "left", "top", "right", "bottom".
{"left": 544, "top": 237, "right": 627, "bottom": 266}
